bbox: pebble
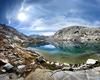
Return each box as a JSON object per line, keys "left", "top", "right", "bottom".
{"left": 63, "top": 63, "right": 69, "bottom": 66}
{"left": 62, "top": 67, "right": 69, "bottom": 70}
{"left": 3, "top": 63, "right": 14, "bottom": 72}
{"left": 50, "top": 62, "right": 54, "bottom": 65}
{"left": 36, "top": 56, "right": 45, "bottom": 63}
{"left": 55, "top": 62, "right": 60, "bottom": 66}
{"left": 17, "top": 65, "right": 25, "bottom": 69}
{"left": 46, "top": 61, "right": 50, "bottom": 64}
{"left": 31, "top": 62, "right": 35, "bottom": 65}
{"left": 1, "top": 69, "right": 6, "bottom": 72}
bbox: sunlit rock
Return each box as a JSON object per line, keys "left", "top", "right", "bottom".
{"left": 86, "top": 59, "right": 97, "bottom": 65}
{"left": 55, "top": 62, "right": 60, "bottom": 66}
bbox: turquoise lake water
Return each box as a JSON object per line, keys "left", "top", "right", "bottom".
{"left": 28, "top": 41, "right": 100, "bottom": 64}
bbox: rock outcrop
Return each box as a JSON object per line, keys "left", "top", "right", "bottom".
{"left": 53, "top": 26, "right": 100, "bottom": 42}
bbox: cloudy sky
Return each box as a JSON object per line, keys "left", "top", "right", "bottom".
{"left": 0, "top": 0, "right": 100, "bottom": 35}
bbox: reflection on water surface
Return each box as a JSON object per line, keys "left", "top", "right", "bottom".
{"left": 28, "top": 41, "right": 100, "bottom": 64}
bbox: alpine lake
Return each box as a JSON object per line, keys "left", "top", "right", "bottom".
{"left": 28, "top": 41, "right": 100, "bottom": 64}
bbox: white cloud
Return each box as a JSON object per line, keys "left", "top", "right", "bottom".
{"left": 93, "top": 21, "right": 100, "bottom": 27}
{"left": 18, "top": 14, "right": 100, "bottom": 36}
{"left": 32, "top": 18, "right": 45, "bottom": 27}
{"left": 41, "top": 32, "right": 54, "bottom": 36}
{"left": 6, "top": 0, "right": 100, "bottom": 36}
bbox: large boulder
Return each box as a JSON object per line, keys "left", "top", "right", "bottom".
{"left": 26, "top": 68, "right": 100, "bottom": 80}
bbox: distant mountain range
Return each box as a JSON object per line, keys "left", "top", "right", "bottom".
{"left": 29, "top": 35, "right": 49, "bottom": 39}
{"left": 0, "top": 24, "right": 100, "bottom": 44}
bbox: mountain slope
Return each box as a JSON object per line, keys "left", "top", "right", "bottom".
{"left": 53, "top": 26, "right": 100, "bottom": 42}
{"left": 0, "top": 24, "right": 28, "bottom": 43}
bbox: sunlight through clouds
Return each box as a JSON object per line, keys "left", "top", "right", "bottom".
{"left": 4, "top": 0, "right": 100, "bottom": 35}
{"left": 17, "top": 12, "right": 27, "bottom": 21}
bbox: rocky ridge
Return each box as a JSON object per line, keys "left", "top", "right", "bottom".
{"left": 53, "top": 26, "right": 100, "bottom": 42}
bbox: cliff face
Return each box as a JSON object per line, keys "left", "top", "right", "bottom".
{"left": 53, "top": 26, "right": 100, "bottom": 42}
